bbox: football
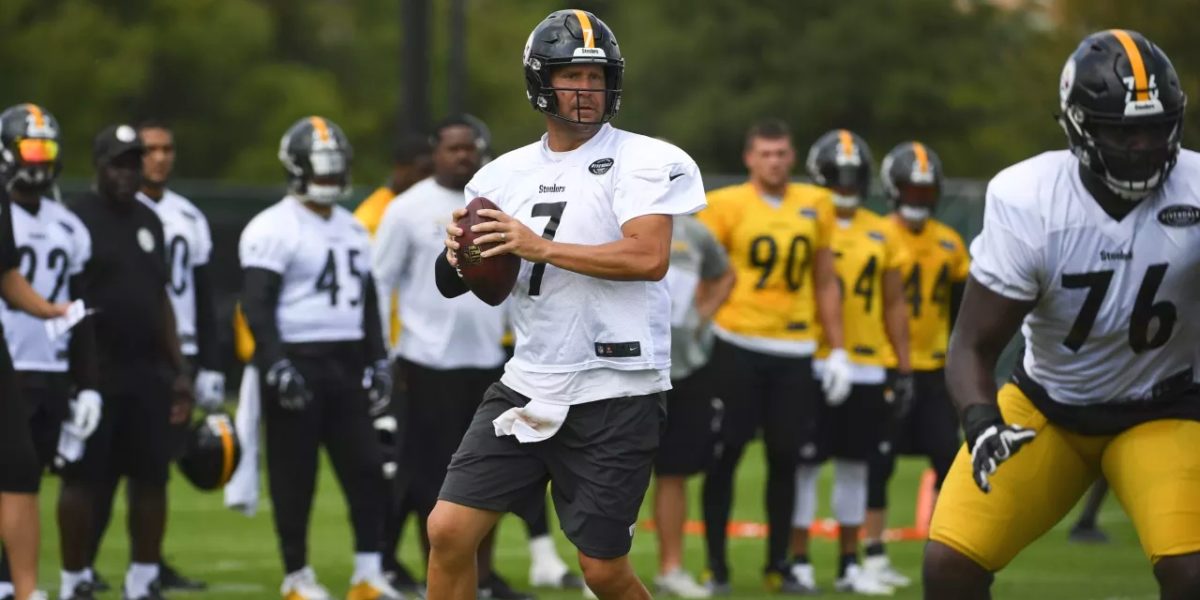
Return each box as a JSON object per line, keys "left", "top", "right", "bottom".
{"left": 455, "top": 196, "right": 520, "bottom": 306}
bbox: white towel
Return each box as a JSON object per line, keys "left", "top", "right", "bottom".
{"left": 54, "top": 422, "right": 86, "bottom": 468}
{"left": 492, "top": 400, "right": 569, "bottom": 443}
{"left": 224, "top": 364, "right": 261, "bottom": 516}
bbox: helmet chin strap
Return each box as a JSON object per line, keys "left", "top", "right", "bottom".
{"left": 832, "top": 194, "right": 860, "bottom": 209}
{"left": 898, "top": 205, "right": 931, "bottom": 224}
{"left": 301, "top": 183, "right": 345, "bottom": 206}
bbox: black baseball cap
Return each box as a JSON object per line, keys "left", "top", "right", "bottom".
{"left": 92, "top": 123, "right": 144, "bottom": 166}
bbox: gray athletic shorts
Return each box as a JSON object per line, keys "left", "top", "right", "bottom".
{"left": 439, "top": 382, "right": 665, "bottom": 559}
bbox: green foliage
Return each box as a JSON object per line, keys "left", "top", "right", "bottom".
{"left": 0, "top": 0, "right": 1195, "bottom": 184}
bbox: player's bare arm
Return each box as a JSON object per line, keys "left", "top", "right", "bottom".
{"left": 882, "top": 268, "right": 912, "bottom": 374}
{"left": 0, "top": 268, "right": 69, "bottom": 318}
{"left": 944, "top": 276, "right": 1032, "bottom": 416}
{"left": 161, "top": 289, "right": 193, "bottom": 425}
{"left": 813, "top": 247, "right": 844, "bottom": 349}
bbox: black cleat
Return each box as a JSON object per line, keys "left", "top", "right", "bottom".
{"left": 123, "top": 580, "right": 167, "bottom": 600}
{"left": 478, "top": 573, "right": 535, "bottom": 600}
{"left": 158, "top": 561, "right": 206, "bottom": 591}
{"left": 91, "top": 573, "right": 111, "bottom": 593}
{"left": 63, "top": 582, "right": 97, "bottom": 600}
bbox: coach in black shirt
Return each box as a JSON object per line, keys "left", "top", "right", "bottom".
{"left": 56, "top": 124, "right": 191, "bottom": 600}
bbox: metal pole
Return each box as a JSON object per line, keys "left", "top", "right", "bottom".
{"left": 400, "top": 0, "right": 431, "bottom": 135}
{"left": 448, "top": 0, "right": 468, "bottom": 115}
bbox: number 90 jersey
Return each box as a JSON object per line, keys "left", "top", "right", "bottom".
{"left": 137, "top": 189, "right": 213, "bottom": 356}
{"left": 699, "top": 182, "right": 834, "bottom": 356}
{"left": 0, "top": 199, "right": 91, "bottom": 371}
{"left": 972, "top": 149, "right": 1200, "bottom": 408}
{"left": 239, "top": 196, "right": 370, "bottom": 344}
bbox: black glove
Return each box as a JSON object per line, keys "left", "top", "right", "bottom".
{"left": 362, "top": 359, "right": 393, "bottom": 417}
{"left": 888, "top": 372, "right": 916, "bottom": 419}
{"left": 266, "top": 359, "right": 312, "bottom": 411}
{"left": 963, "top": 404, "right": 1037, "bottom": 493}
{"left": 373, "top": 414, "right": 399, "bottom": 480}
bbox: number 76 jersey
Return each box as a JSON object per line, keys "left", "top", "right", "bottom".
{"left": 971, "top": 149, "right": 1200, "bottom": 408}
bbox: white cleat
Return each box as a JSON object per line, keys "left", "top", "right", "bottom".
{"left": 281, "top": 566, "right": 333, "bottom": 600}
{"left": 654, "top": 569, "right": 712, "bottom": 598}
{"left": 788, "top": 562, "right": 820, "bottom": 594}
{"left": 834, "top": 564, "right": 894, "bottom": 596}
{"left": 348, "top": 571, "right": 405, "bottom": 600}
{"left": 862, "top": 555, "right": 912, "bottom": 588}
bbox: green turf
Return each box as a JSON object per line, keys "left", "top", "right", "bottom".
{"left": 33, "top": 442, "right": 1155, "bottom": 599}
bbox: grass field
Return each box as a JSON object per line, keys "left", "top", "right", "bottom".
{"left": 33, "top": 441, "right": 1156, "bottom": 599}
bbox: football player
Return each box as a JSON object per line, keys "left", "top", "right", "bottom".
{"left": 697, "top": 119, "right": 849, "bottom": 592}
{"left": 430, "top": 9, "right": 706, "bottom": 599}
{"left": 924, "top": 30, "right": 1200, "bottom": 599}
{"left": 864, "top": 141, "right": 969, "bottom": 586}
{"left": 0, "top": 104, "right": 87, "bottom": 600}
{"left": 788, "top": 130, "right": 912, "bottom": 595}
{"left": 353, "top": 134, "right": 433, "bottom": 238}
{"left": 239, "top": 116, "right": 398, "bottom": 600}
{"left": 84, "top": 119, "right": 218, "bottom": 593}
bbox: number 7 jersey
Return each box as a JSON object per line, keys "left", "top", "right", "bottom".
{"left": 971, "top": 149, "right": 1200, "bottom": 408}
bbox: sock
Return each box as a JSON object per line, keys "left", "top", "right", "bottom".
{"left": 125, "top": 563, "right": 159, "bottom": 599}
{"left": 352, "top": 553, "right": 381, "bottom": 584}
{"left": 838, "top": 553, "right": 858, "bottom": 578}
{"left": 529, "top": 535, "right": 560, "bottom": 564}
{"left": 61, "top": 570, "right": 88, "bottom": 595}
{"left": 864, "top": 540, "right": 886, "bottom": 557}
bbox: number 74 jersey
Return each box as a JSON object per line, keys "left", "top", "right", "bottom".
{"left": 971, "top": 149, "right": 1200, "bottom": 407}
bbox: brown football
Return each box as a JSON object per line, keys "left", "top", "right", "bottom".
{"left": 455, "top": 197, "right": 520, "bottom": 306}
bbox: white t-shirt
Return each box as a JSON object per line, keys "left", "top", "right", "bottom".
{"left": 239, "top": 196, "right": 371, "bottom": 344}
{"left": 971, "top": 149, "right": 1200, "bottom": 406}
{"left": 137, "top": 189, "right": 213, "bottom": 356}
{"left": 0, "top": 199, "right": 91, "bottom": 371}
{"left": 373, "top": 177, "right": 506, "bottom": 370}
{"left": 465, "top": 123, "right": 707, "bottom": 405}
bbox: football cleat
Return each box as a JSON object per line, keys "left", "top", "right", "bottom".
{"left": 834, "top": 564, "right": 894, "bottom": 596}
{"left": 862, "top": 555, "right": 911, "bottom": 588}
{"left": 281, "top": 567, "right": 332, "bottom": 600}
{"left": 59, "top": 581, "right": 96, "bottom": 600}
{"left": 654, "top": 568, "right": 711, "bottom": 598}
{"left": 345, "top": 573, "right": 403, "bottom": 600}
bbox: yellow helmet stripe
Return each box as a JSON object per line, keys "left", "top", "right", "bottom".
{"left": 1110, "top": 29, "right": 1150, "bottom": 102}
{"left": 309, "top": 116, "right": 331, "bottom": 142}
{"left": 838, "top": 129, "right": 855, "bottom": 158}
{"left": 573, "top": 10, "right": 595, "bottom": 48}
{"left": 24, "top": 103, "right": 45, "bottom": 128}
{"left": 215, "top": 417, "right": 236, "bottom": 485}
{"left": 912, "top": 142, "right": 929, "bottom": 175}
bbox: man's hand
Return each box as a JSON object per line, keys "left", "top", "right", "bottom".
{"left": 66, "top": 389, "right": 103, "bottom": 438}
{"left": 266, "top": 359, "right": 312, "bottom": 411}
{"left": 963, "top": 404, "right": 1037, "bottom": 493}
{"left": 822, "top": 348, "right": 853, "bottom": 405}
{"left": 889, "top": 371, "right": 915, "bottom": 419}
{"left": 170, "top": 373, "right": 194, "bottom": 425}
{"left": 471, "top": 208, "right": 551, "bottom": 262}
{"left": 444, "top": 207, "right": 466, "bottom": 268}
{"left": 194, "top": 368, "right": 226, "bottom": 412}
{"left": 363, "top": 359, "right": 393, "bottom": 417}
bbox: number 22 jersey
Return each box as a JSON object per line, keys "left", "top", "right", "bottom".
{"left": 971, "top": 149, "right": 1200, "bottom": 410}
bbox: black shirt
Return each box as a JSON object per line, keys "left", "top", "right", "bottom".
{"left": 68, "top": 192, "right": 171, "bottom": 386}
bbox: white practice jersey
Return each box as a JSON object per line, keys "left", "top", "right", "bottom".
{"left": 467, "top": 123, "right": 707, "bottom": 405}
{"left": 373, "top": 177, "right": 506, "bottom": 369}
{"left": 0, "top": 199, "right": 91, "bottom": 371}
{"left": 971, "top": 149, "right": 1200, "bottom": 406}
{"left": 137, "top": 189, "right": 213, "bottom": 356}
{"left": 239, "top": 196, "right": 370, "bottom": 344}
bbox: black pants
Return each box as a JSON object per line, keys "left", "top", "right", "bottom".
{"left": 868, "top": 369, "right": 960, "bottom": 509}
{"left": 263, "top": 343, "right": 385, "bottom": 574}
{"left": 701, "top": 339, "right": 820, "bottom": 580}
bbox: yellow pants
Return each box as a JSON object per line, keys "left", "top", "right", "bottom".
{"left": 930, "top": 383, "right": 1200, "bottom": 571}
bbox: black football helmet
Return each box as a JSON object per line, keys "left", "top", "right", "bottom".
{"left": 177, "top": 413, "right": 241, "bottom": 491}
{"left": 1058, "top": 30, "right": 1186, "bottom": 201}
{"left": 523, "top": 9, "right": 624, "bottom": 124}
{"left": 806, "top": 129, "right": 873, "bottom": 208}
{"left": 278, "top": 116, "right": 353, "bottom": 205}
{"left": 881, "top": 141, "right": 943, "bottom": 224}
{"left": 0, "top": 103, "right": 62, "bottom": 194}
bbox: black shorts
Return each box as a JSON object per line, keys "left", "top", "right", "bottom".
{"left": 61, "top": 362, "right": 174, "bottom": 486}
{"left": 0, "top": 342, "right": 40, "bottom": 493}
{"left": 809, "top": 382, "right": 889, "bottom": 463}
{"left": 440, "top": 382, "right": 665, "bottom": 560}
{"left": 892, "top": 369, "right": 960, "bottom": 457}
{"left": 397, "top": 358, "right": 501, "bottom": 515}
{"left": 21, "top": 371, "right": 73, "bottom": 472}
{"left": 656, "top": 366, "right": 721, "bottom": 476}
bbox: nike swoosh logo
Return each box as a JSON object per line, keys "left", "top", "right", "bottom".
{"left": 669, "top": 172, "right": 684, "bottom": 181}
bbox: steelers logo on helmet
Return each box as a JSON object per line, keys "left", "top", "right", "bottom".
{"left": 0, "top": 103, "right": 63, "bottom": 194}
{"left": 806, "top": 129, "right": 873, "bottom": 209}
{"left": 523, "top": 9, "right": 624, "bottom": 125}
{"left": 1058, "top": 29, "right": 1186, "bottom": 201}
{"left": 881, "top": 141, "right": 943, "bottom": 225}
{"left": 278, "top": 115, "right": 353, "bottom": 206}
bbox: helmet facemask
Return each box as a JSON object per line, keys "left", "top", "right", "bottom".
{"left": 1061, "top": 104, "right": 1184, "bottom": 201}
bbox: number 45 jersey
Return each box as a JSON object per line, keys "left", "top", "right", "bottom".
{"left": 239, "top": 196, "right": 370, "bottom": 344}
{"left": 972, "top": 149, "right": 1200, "bottom": 415}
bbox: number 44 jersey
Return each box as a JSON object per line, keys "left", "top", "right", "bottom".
{"left": 239, "top": 196, "right": 370, "bottom": 344}
{"left": 971, "top": 149, "right": 1200, "bottom": 409}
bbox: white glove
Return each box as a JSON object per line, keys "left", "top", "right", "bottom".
{"left": 194, "top": 368, "right": 227, "bottom": 411}
{"left": 66, "top": 389, "right": 103, "bottom": 439}
{"left": 822, "top": 348, "right": 853, "bottom": 406}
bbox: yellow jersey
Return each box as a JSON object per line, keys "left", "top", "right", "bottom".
{"left": 886, "top": 215, "right": 969, "bottom": 371}
{"left": 819, "top": 209, "right": 911, "bottom": 367}
{"left": 699, "top": 182, "right": 834, "bottom": 349}
{"left": 353, "top": 186, "right": 397, "bottom": 237}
